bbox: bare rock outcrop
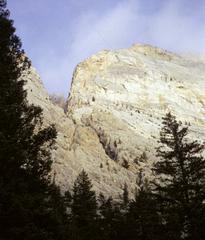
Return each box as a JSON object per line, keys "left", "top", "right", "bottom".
{"left": 24, "top": 44, "right": 205, "bottom": 198}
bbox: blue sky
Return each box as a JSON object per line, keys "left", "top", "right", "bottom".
{"left": 7, "top": 0, "right": 205, "bottom": 96}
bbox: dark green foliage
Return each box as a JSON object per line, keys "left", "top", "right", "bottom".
{"left": 0, "top": 0, "right": 57, "bottom": 182}
{"left": 98, "top": 193, "right": 124, "bottom": 240}
{"left": 153, "top": 112, "right": 205, "bottom": 239}
{"left": 0, "top": 2, "right": 68, "bottom": 239}
{"left": 70, "top": 170, "right": 98, "bottom": 240}
{"left": 126, "top": 188, "right": 165, "bottom": 240}
{"left": 122, "top": 183, "right": 129, "bottom": 208}
{"left": 71, "top": 170, "right": 97, "bottom": 224}
{"left": 98, "top": 194, "right": 115, "bottom": 240}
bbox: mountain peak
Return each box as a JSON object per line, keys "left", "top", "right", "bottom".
{"left": 26, "top": 44, "right": 205, "bottom": 198}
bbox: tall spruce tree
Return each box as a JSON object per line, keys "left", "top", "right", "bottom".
{"left": 98, "top": 194, "right": 125, "bottom": 240}
{"left": 0, "top": 1, "right": 67, "bottom": 239}
{"left": 153, "top": 112, "right": 205, "bottom": 239}
{"left": 70, "top": 170, "right": 98, "bottom": 240}
{"left": 125, "top": 181, "right": 165, "bottom": 240}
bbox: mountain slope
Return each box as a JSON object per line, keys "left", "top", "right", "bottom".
{"left": 25, "top": 44, "right": 205, "bottom": 198}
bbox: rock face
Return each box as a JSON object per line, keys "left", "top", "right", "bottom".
{"left": 25, "top": 44, "right": 205, "bottom": 199}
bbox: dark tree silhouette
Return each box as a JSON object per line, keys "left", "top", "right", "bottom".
{"left": 70, "top": 170, "right": 98, "bottom": 240}
{"left": 153, "top": 112, "right": 205, "bottom": 239}
{"left": 122, "top": 183, "right": 129, "bottom": 209}
{"left": 98, "top": 193, "right": 124, "bottom": 240}
{"left": 126, "top": 188, "right": 164, "bottom": 240}
{"left": 0, "top": 1, "right": 67, "bottom": 239}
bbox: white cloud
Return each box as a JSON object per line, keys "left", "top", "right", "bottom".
{"left": 61, "top": 0, "right": 141, "bottom": 94}
{"left": 34, "top": 0, "right": 205, "bottom": 95}
{"left": 69, "top": 0, "right": 205, "bottom": 56}
{"left": 69, "top": 1, "right": 140, "bottom": 55}
{"left": 147, "top": 0, "right": 205, "bottom": 53}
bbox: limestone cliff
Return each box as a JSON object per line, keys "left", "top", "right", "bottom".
{"left": 24, "top": 44, "right": 205, "bottom": 198}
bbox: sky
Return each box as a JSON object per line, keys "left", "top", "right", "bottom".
{"left": 7, "top": 0, "right": 205, "bottom": 96}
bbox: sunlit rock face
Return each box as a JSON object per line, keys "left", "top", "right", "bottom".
{"left": 25, "top": 44, "right": 205, "bottom": 199}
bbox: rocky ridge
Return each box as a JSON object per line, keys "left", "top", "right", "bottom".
{"left": 24, "top": 44, "right": 205, "bottom": 198}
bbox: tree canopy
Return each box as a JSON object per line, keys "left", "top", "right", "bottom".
{"left": 0, "top": 2, "right": 67, "bottom": 239}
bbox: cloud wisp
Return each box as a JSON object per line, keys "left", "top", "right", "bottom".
{"left": 8, "top": 0, "right": 205, "bottom": 95}
{"left": 64, "top": 0, "right": 205, "bottom": 94}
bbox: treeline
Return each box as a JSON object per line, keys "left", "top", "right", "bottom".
{"left": 1, "top": 1, "right": 205, "bottom": 239}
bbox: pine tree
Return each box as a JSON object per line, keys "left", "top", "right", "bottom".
{"left": 125, "top": 181, "right": 165, "bottom": 240}
{"left": 153, "top": 112, "right": 205, "bottom": 239}
{"left": 122, "top": 183, "right": 129, "bottom": 208}
{"left": 0, "top": 2, "right": 67, "bottom": 239}
{"left": 98, "top": 194, "right": 114, "bottom": 240}
{"left": 98, "top": 193, "right": 124, "bottom": 240}
{"left": 70, "top": 170, "right": 98, "bottom": 240}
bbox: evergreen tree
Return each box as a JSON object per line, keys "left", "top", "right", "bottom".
{"left": 125, "top": 183, "right": 164, "bottom": 240}
{"left": 98, "top": 193, "right": 124, "bottom": 240}
{"left": 122, "top": 183, "right": 129, "bottom": 209}
{"left": 98, "top": 194, "right": 114, "bottom": 240}
{"left": 153, "top": 112, "right": 205, "bottom": 239}
{"left": 0, "top": 1, "right": 67, "bottom": 239}
{"left": 70, "top": 170, "right": 98, "bottom": 240}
